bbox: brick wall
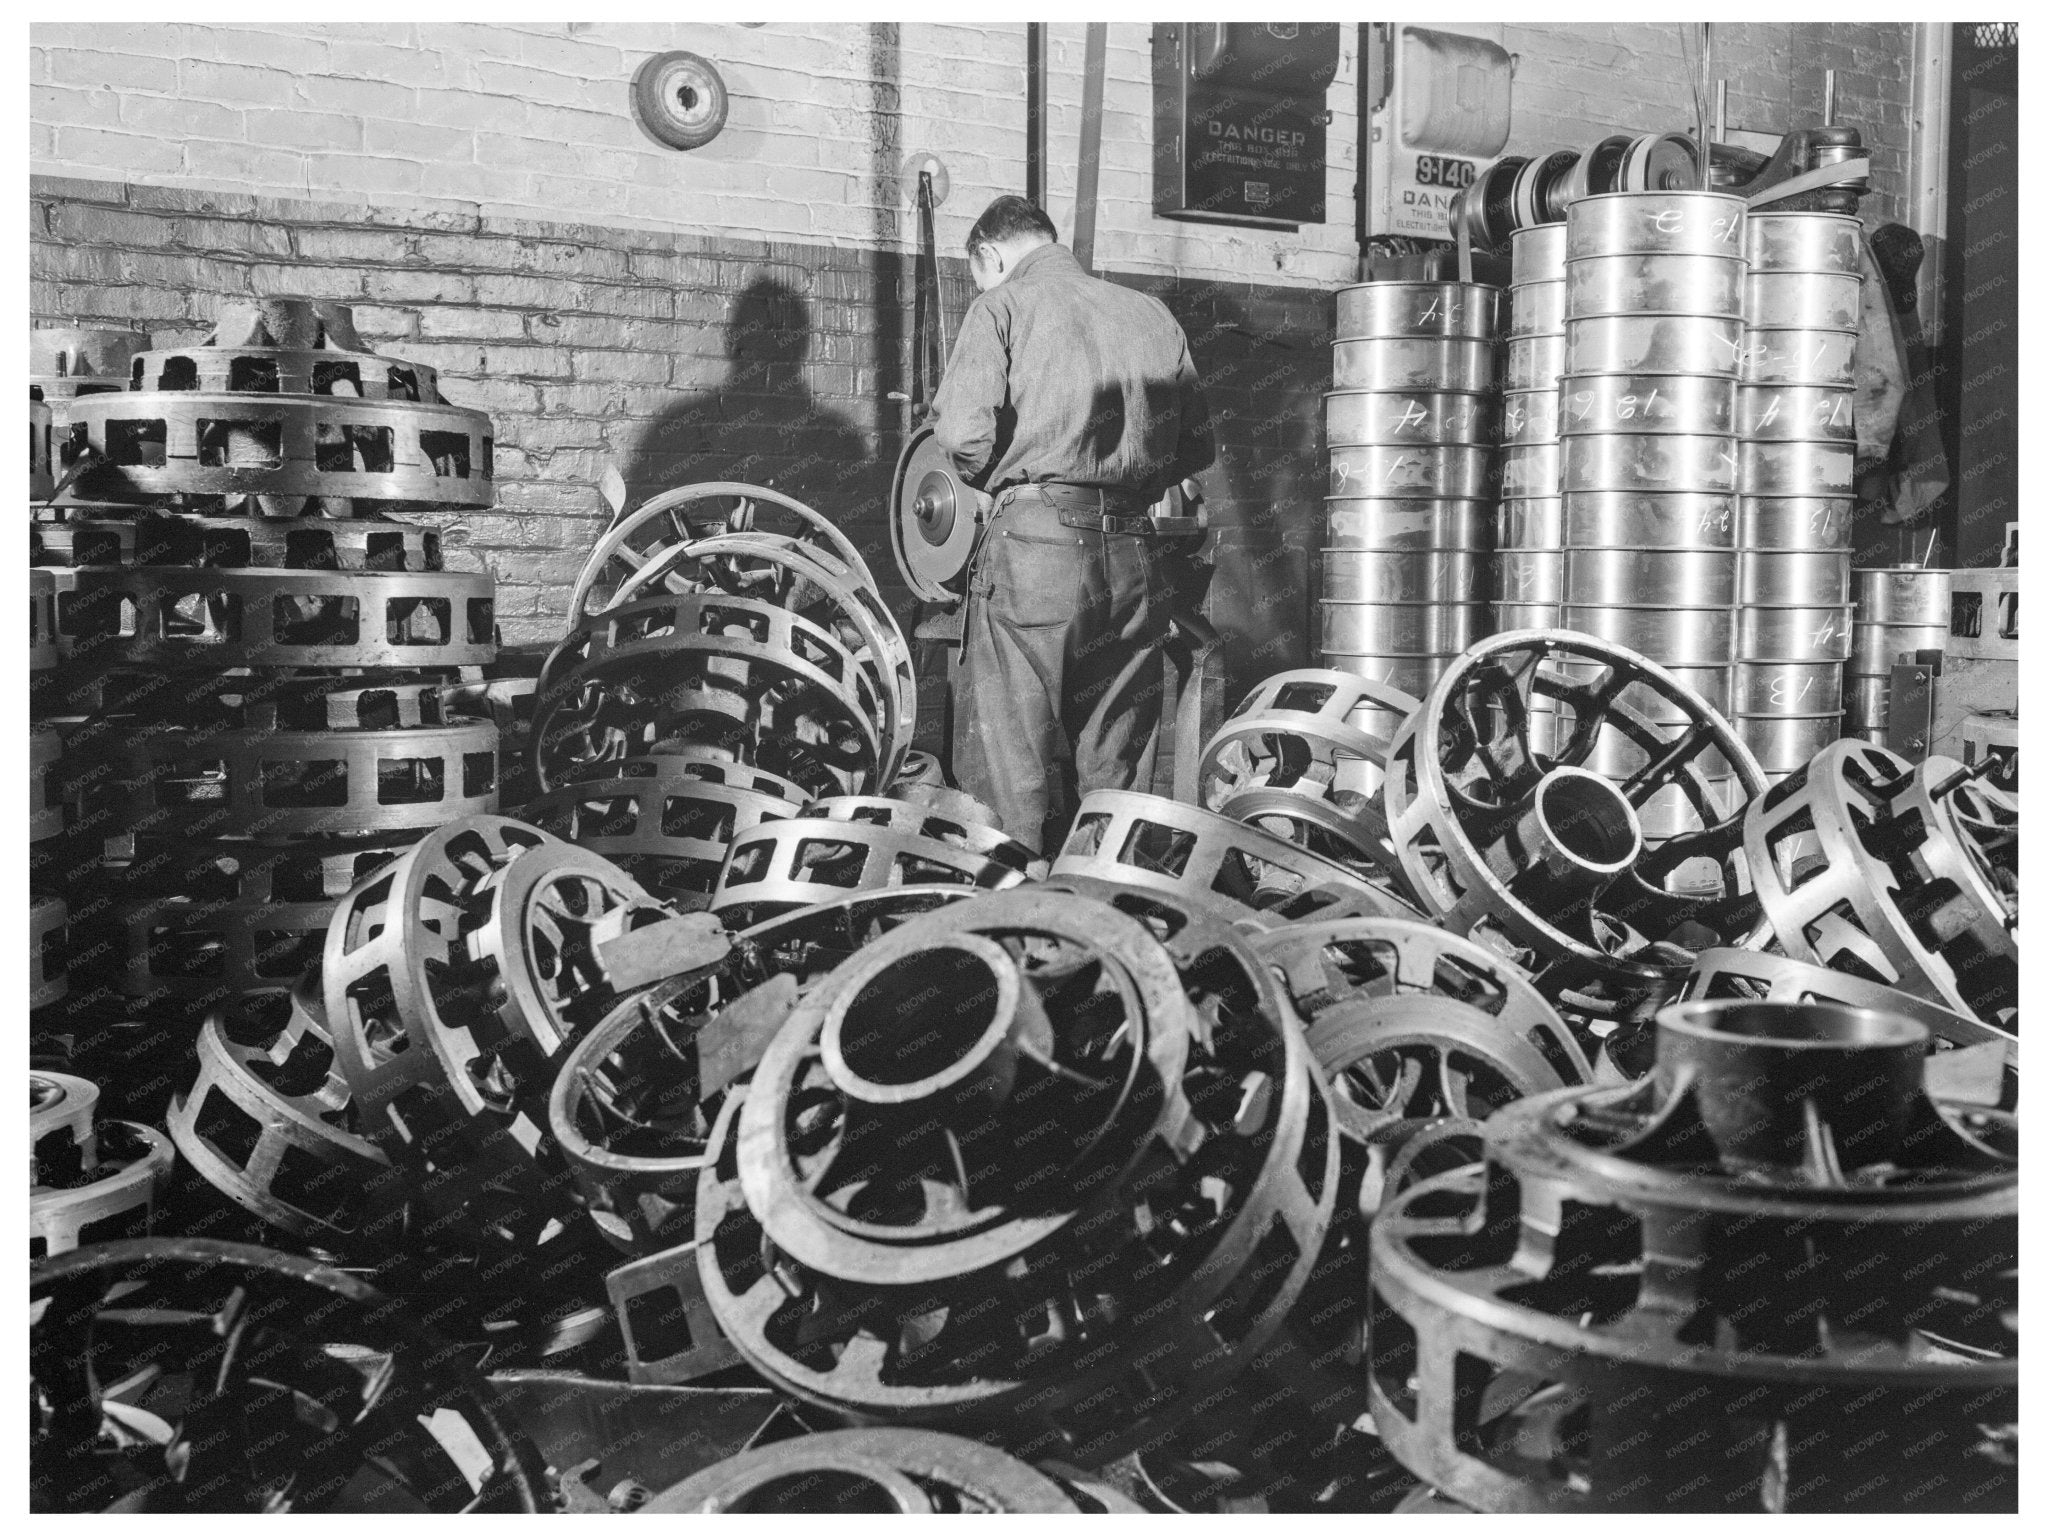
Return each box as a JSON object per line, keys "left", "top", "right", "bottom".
{"left": 30, "top": 174, "right": 1327, "bottom": 710}
{"left": 31, "top": 22, "right": 1917, "bottom": 291}
{"left": 30, "top": 21, "right": 1921, "bottom": 721}
{"left": 28, "top": 22, "right": 1364, "bottom": 290}
{"left": 1499, "top": 22, "right": 1915, "bottom": 228}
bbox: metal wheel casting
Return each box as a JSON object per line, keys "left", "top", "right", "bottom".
{"left": 607, "top": 531, "right": 914, "bottom": 783}
{"left": 324, "top": 817, "right": 655, "bottom": 1254}
{"left": 1383, "top": 630, "right": 1767, "bottom": 1003}
{"left": 694, "top": 887, "right": 1334, "bottom": 1465}
{"left": 1254, "top": 917, "right": 1590, "bottom": 1148}
{"left": 1366, "top": 999, "right": 2015, "bottom": 1512}
{"left": 572, "top": 481, "right": 872, "bottom": 618}
{"left": 1744, "top": 742, "right": 2018, "bottom": 1024}
{"left": 1198, "top": 667, "right": 1419, "bottom": 884}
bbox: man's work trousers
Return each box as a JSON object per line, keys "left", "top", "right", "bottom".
{"left": 952, "top": 493, "right": 1168, "bottom": 855}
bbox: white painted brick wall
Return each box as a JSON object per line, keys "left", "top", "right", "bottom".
{"left": 30, "top": 21, "right": 1916, "bottom": 288}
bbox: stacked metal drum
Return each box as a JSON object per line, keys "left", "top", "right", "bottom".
{"left": 1847, "top": 565, "right": 1951, "bottom": 743}
{"left": 1493, "top": 225, "right": 1567, "bottom": 631}
{"left": 1733, "top": 211, "right": 1862, "bottom": 775}
{"left": 1322, "top": 280, "right": 1499, "bottom": 696}
{"left": 1557, "top": 190, "right": 1747, "bottom": 839}
{"left": 31, "top": 300, "right": 501, "bottom": 1105}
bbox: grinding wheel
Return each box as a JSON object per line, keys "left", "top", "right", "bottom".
{"left": 889, "top": 422, "right": 978, "bottom": 605}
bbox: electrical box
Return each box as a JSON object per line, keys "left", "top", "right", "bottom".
{"left": 1363, "top": 23, "right": 1514, "bottom": 241}
{"left": 1153, "top": 23, "right": 1342, "bottom": 230}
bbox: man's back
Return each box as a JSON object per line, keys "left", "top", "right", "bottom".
{"left": 933, "top": 242, "right": 1213, "bottom": 496}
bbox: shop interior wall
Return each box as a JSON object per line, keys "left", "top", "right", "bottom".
{"left": 31, "top": 22, "right": 1919, "bottom": 722}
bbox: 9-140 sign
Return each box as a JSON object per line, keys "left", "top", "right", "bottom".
{"left": 1414, "top": 154, "right": 1477, "bottom": 188}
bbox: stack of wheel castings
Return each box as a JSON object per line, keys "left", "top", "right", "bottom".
{"left": 1557, "top": 190, "right": 1747, "bottom": 842}
{"left": 1493, "top": 223, "right": 1567, "bottom": 631}
{"left": 1733, "top": 211, "right": 1862, "bottom": 779}
{"left": 1321, "top": 280, "right": 1499, "bottom": 697}
{"left": 525, "top": 477, "right": 1046, "bottom": 897}
{"left": 26, "top": 608, "right": 2019, "bottom": 1512}
{"left": 31, "top": 299, "right": 500, "bottom": 1108}
{"left": 1847, "top": 564, "right": 1951, "bottom": 746}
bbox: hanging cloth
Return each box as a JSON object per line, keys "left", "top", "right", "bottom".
{"left": 911, "top": 169, "right": 949, "bottom": 423}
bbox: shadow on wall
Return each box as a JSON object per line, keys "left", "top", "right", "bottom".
{"left": 1172, "top": 285, "right": 1325, "bottom": 693}
{"left": 622, "top": 276, "right": 874, "bottom": 517}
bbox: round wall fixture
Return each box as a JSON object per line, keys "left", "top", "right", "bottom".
{"left": 900, "top": 150, "right": 950, "bottom": 206}
{"left": 632, "top": 51, "right": 729, "bottom": 151}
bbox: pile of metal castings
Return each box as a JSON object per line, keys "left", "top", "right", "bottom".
{"left": 31, "top": 587, "right": 2019, "bottom": 1509}
{"left": 526, "top": 481, "right": 1001, "bottom": 910}
{"left": 536, "top": 480, "right": 914, "bottom": 793}
{"left": 1369, "top": 997, "right": 2015, "bottom": 1511}
{"left": 29, "top": 300, "right": 500, "bottom": 1114}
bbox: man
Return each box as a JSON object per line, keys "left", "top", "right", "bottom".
{"left": 931, "top": 195, "right": 1214, "bottom": 854}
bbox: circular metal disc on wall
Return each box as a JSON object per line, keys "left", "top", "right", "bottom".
{"left": 889, "top": 423, "right": 976, "bottom": 605}
{"left": 899, "top": 151, "right": 951, "bottom": 206}
{"left": 632, "top": 51, "right": 730, "bottom": 151}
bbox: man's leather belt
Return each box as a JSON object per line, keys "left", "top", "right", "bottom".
{"left": 1000, "top": 481, "right": 1156, "bottom": 534}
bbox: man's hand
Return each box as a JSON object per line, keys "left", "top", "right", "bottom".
{"left": 974, "top": 489, "right": 995, "bottom": 518}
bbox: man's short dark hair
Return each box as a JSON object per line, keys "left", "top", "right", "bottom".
{"left": 967, "top": 195, "right": 1057, "bottom": 255}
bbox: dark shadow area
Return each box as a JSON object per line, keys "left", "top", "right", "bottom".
{"left": 623, "top": 276, "right": 877, "bottom": 516}
{"left": 1131, "top": 275, "right": 1325, "bottom": 698}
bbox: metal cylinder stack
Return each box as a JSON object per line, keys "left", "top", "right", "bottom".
{"left": 1733, "top": 212, "right": 1861, "bottom": 777}
{"left": 1557, "top": 191, "right": 1746, "bottom": 839}
{"left": 1846, "top": 565, "right": 1951, "bottom": 744}
{"left": 30, "top": 300, "right": 501, "bottom": 1105}
{"left": 1494, "top": 224, "right": 1566, "bottom": 632}
{"left": 1321, "top": 280, "right": 1499, "bottom": 697}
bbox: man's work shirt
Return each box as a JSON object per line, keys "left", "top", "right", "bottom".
{"left": 931, "top": 243, "right": 1215, "bottom": 497}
